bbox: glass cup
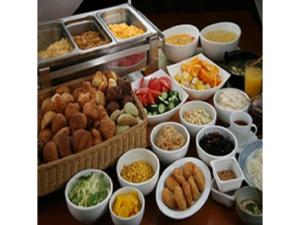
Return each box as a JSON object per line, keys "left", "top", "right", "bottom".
{"left": 244, "top": 60, "right": 262, "bottom": 98}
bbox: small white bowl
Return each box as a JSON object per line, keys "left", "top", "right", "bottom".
{"left": 150, "top": 121, "right": 190, "bottom": 165}
{"left": 200, "top": 22, "right": 241, "bottom": 61}
{"left": 116, "top": 148, "right": 160, "bottom": 195}
{"left": 210, "top": 157, "right": 244, "bottom": 192}
{"left": 211, "top": 179, "right": 236, "bottom": 208}
{"left": 213, "top": 88, "right": 250, "bottom": 124}
{"left": 179, "top": 100, "right": 217, "bottom": 136}
{"left": 167, "top": 53, "right": 230, "bottom": 100}
{"left": 109, "top": 186, "right": 145, "bottom": 225}
{"left": 196, "top": 126, "right": 238, "bottom": 165}
{"left": 155, "top": 157, "right": 211, "bottom": 219}
{"left": 162, "top": 24, "right": 200, "bottom": 62}
{"left": 131, "top": 69, "right": 188, "bottom": 125}
{"left": 65, "top": 169, "right": 113, "bottom": 224}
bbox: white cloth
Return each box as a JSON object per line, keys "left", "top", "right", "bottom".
{"left": 38, "top": 0, "right": 83, "bottom": 22}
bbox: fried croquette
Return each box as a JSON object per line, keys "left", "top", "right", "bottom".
{"left": 162, "top": 187, "right": 177, "bottom": 209}
{"left": 183, "top": 161, "right": 195, "bottom": 179}
{"left": 165, "top": 175, "right": 180, "bottom": 192}
{"left": 182, "top": 181, "right": 193, "bottom": 207}
{"left": 173, "top": 168, "right": 186, "bottom": 184}
{"left": 188, "top": 175, "right": 201, "bottom": 201}
{"left": 193, "top": 166, "right": 205, "bottom": 192}
{"left": 174, "top": 186, "right": 187, "bottom": 210}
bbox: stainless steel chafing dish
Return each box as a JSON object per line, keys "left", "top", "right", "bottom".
{"left": 38, "top": 3, "right": 163, "bottom": 88}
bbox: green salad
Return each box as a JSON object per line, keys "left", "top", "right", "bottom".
{"left": 68, "top": 172, "right": 110, "bottom": 207}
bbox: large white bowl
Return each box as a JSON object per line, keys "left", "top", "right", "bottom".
{"left": 150, "top": 121, "right": 190, "bottom": 165}
{"left": 179, "top": 100, "right": 217, "bottom": 136}
{"left": 109, "top": 186, "right": 145, "bottom": 225}
{"left": 155, "top": 157, "right": 211, "bottom": 219}
{"left": 162, "top": 24, "right": 200, "bottom": 62}
{"left": 200, "top": 22, "right": 241, "bottom": 61}
{"left": 131, "top": 69, "right": 188, "bottom": 125}
{"left": 65, "top": 169, "right": 113, "bottom": 224}
{"left": 116, "top": 148, "right": 160, "bottom": 195}
{"left": 213, "top": 88, "right": 250, "bottom": 124}
{"left": 167, "top": 53, "right": 231, "bottom": 100}
{"left": 196, "top": 126, "right": 238, "bottom": 165}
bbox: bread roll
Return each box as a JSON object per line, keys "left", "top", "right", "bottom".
{"left": 73, "top": 129, "right": 93, "bottom": 152}
{"left": 43, "top": 141, "right": 59, "bottom": 162}
{"left": 83, "top": 101, "right": 99, "bottom": 120}
{"left": 69, "top": 112, "right": 87, "bottom": 132}
{"left": 41, "top": 111, "right": 56, "bottom": 130}
{"left": 51, "top": 113, "right": 67, "bottom": 134}
{"left": 41, "top": 97, "right": 55, "bottom": 114}
{"left": 53, "top": 127, "right": 71, "bottom": 144}
{"left": 56, "top": 86, "right": 70, "bottom": 94}
{"left": 51, "top": 93, "right": 66, "bottom": 113}
{"left": 78, "top": 92, "right": 91, "bottom": 108}
{"left": 91, "top": 128, "right": 102, "bottom": 145}
{"left": 39, "top": 128, "right": 53, "bottom": 146}
{"left": 61, "top": 93, "right": 74, "bottom": 104}
{"left": 72, "top": 87, "right": 84, "bottom": 100}
{"left": 56, "top": 132, "right": 72, "bottom": 157}
{"left": 65, "top": 102, "right": 80, "bottom": 121}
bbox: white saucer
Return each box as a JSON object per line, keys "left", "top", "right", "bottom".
{"left": 228, "top": 127, "right": 258, "bottom": 153}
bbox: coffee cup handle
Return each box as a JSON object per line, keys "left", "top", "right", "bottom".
{"left": 251, "top": 124, "right": 258, "bottom": 134}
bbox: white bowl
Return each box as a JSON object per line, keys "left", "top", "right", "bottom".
{"left": 210, "top": 157, "right": 244, "bottom": 192}
{"left": 131, "top": 69, "right": 188, "bottom": 125}
{"left": 162, "top": 24, "right": 199, "bottom": 62}
{"left": 213, "top": 88, "right": 250, "bottom": 124}
{"left": 211, "top": 179, "right": 236, "bottom": 208}
{"left": 167, "top": 53, "right": 231, "bottom": 100}
{"left": 116, "top": 148, "right": 160, "bottom": 195}
{"left": 200, "top": 22, "right": 241, "bottom": 61}
{"left": 155, "top": 157, "right": 211, "bottom": 219}
{"left": 150, "top": 121, "right": 190, "bottom": 165}
{"left": 196, "top": 126, "right": 238, "bottom": 165}
{"left": 109, "top": 186, "right": 145, "bottom": 225}
{"left": 179, "top": 100, "right": 217, "bottom": 136}
{"left": 65, "top": 169, "right": 113, "bottom": 224}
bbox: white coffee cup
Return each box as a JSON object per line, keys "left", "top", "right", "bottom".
{"left": 229, "top": 112, "right": 257, "bottom": 137}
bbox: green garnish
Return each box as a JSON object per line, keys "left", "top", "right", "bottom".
{"left": 241, "top": 199, "right": 262, "bottom": 215}
{"left": 68, "top": 172, "right": 110, "bottom": 207}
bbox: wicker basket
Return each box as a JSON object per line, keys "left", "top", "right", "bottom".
{"left": 38, "top": 76, "right": 147, "bottom": 196}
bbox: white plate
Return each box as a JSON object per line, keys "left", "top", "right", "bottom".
{"left": 155, "top": 157, "right": 211, "bottom": 219}
{"left": 228, "top": 127, "right": 258, "bottom": 153}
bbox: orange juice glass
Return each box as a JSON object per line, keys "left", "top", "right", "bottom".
{"left": 245, "top": 60, "right": 262, "bottom": 97}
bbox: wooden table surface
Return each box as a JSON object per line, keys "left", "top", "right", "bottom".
{"left": 38, "top": 9, "right": 262, "bottom": 225}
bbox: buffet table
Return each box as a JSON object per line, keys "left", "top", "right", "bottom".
{"left": 38, "top": 9, "right": 262, "bottom": 225}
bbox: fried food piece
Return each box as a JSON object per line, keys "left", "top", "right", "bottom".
{"left": 78, "top": 92, "right": 91, "bottom": 109}
{"left": 91, "top": 90, "right": 105, "bottom": 106}
{"left": 72, "top": 129, "right": 93, "bottom": 152}
{"left": 104, "top": 71, "right": 119, "bottom": 81}
{"left": 165, "top": 175, "right": 179, "bottom": 192}
{"left": 53, "top": 127, "right": 71, "bottom": 144}
{"left": 65, "top": 102, "right": 80, "bottom": 121}
{"left": 182, "top": 181, "right": 193, "bottom": 207}
{"left": 69, "top": 112, "right": 87, "bottom": 132}
{"left": 56, "top": 86, "right": 70, "bottom": 94}
{"left": 41, "top": 111, "right": 56, "bottom": 130}
{"left": 83, "top": 100, "right": 99, "bottom": 120}
{"left": 41, "top": 97, "right": 55, "bottom": 114}
{"left": 51, "top": 113, "right": 67, "bottom": 133}
{"left": 174, "top": 186, "right": 187, "bottom": 210}
{"left": 43, "top": 141, "right": 59, "bottom": 162}
{"left": 173, "top": 168, "right": 186, "bottom": 184}
{"left": 91, "top": 128, "right": 102, "bottom": 145}
{"left": 82, "top": 81, "right": 94, "bottom": 93}
{"left": 51, "top": 93, "right": 67, "bottom": 113}
{"left": 38, "top": 128, "right": 53, "bottom": 146}
{"left": 183, "top": 161, "right": 195, "bottom": 179}
{"left": 61, "top": 93, "right": 75, "bottom": 104}
{"left": 72, "top": 87, "right": 84, "bottom": 100}
{"left": 92, "top": 71, "right": 108, "bottom": 92}
{"left": 56, "top": 132, "right": 72, "bottom": 157}
{"left": 162, "top": 187, "right": 177, "bottom": 209}
{"left": 98, "top": 105, "right": 116, "bottom": 139}
{"left": 193, "top": 166, "right": 205, "bottom": 192}
{"left": 188, "top": 175, "right": 200, "bottom": 201}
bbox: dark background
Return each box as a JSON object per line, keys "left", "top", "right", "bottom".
{"left": 75, "top": 0, "right": 261, "bottom": 26}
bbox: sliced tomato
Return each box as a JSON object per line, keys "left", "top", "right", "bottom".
{"left": 148, "top": 78, "right": 162, "bottom": 91}
{"left": 136, "top": 87, "right": 149, "bottom": 95}
{"left": 159, "top": 76, "right": 172, "bottom": 87}
{"left": 148, "top": 89, "right": 161, "bottom": 97}
{"left": 148, "top": 93, "right": 156, "bottom": 105}
{"left": 158, "top": 78, "right": 170, "bottom": 90}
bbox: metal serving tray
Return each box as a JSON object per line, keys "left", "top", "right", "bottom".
{"left": 64, "top": 15, "right": 115, "bottom": 53}
{"left": 97, "top": 4, "right": 156, "bottom": 43}
{"left": 38, "top": 22, "right": 77, "bottom": 66}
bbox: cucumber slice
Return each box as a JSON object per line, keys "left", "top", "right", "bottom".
{"left": 150, "top": 104, "right": 158, "bottom": 111}
{"left": 158, "top": 104, "right": 166, "bottom": 114}
{"left": 168, "top": 102, "right": 175, "bottom": 110}
{"left": 158, "top": 96, "right": 169, "bottom": 105}
{"left": 161, "top": 92, "right": 168, "bottom": 99}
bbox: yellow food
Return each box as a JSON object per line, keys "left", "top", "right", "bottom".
{"left": 166, "top": 34, "right": 195, "bottom": 45}
{"left": 109, "top": 23, "right": 145, "bottom": 39}
{"left": 113, "top": 191, "right": 140, "bottom": 218}
{"left": 38, "top": 38, "right": 73, "bottom": 59}
{"left": 183, "top": 108, "right": 212, "bottom": 125}
{"left": 121, "top": 160, "right": 154, "bottom": 183}
{"left": 155, "top": 125, "right": 186, "bottom": 151}
{"left": 204, "top": 30, "right": 237, "bottom": 42}
{"left": 175, "top": 57, "right": 221, "bottom": 90}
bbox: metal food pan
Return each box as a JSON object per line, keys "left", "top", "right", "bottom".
{"left": 38, "top": 22, "right": 77, "bottom": 63}
{"left": 65, "top": 15, "right": 115, "bottom": 52}
{"left": 98, "top": 6, "right": 151, "bottom": 42}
